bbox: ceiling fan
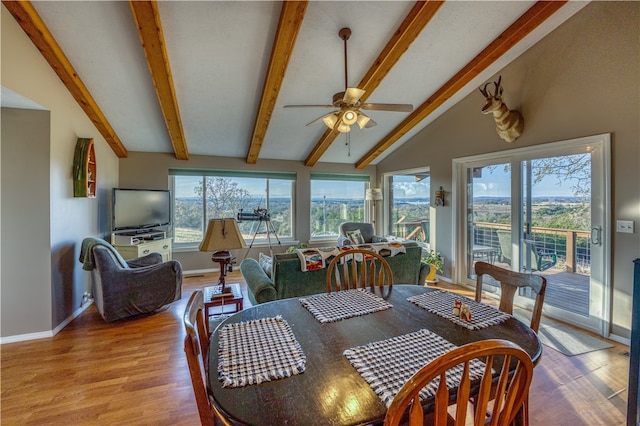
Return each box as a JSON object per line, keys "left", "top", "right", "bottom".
{"left": 284, "top": 27, "right": 413, "bottom": 133}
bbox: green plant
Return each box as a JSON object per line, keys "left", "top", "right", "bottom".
{"left": 423, "top": 250, "right": 443, "bottom": 273}
{"left": 287, "top": 243, "right": 308, "bottom": 253}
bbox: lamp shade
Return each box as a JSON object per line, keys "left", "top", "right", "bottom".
{"left": 199, "top": 218, "right": 247, "bottom": 252}
{"left": 365, "top": 188, "right": 383, "bottom": 201}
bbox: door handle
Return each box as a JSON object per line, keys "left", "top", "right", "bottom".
{"left": 591, "top": 226, "right": 602, "bottom": 246}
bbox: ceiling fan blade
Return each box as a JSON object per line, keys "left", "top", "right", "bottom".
{"left": 343, "top": 87, "right": 365, "bottom": 104}
{"left": 284, "top": 104, "right": 334, "bottom": 108}
{"left": 306, "top": 111, "right": 337, "bottom": 127}
{"left": 364, "top": 117, "right": 377, "bottom": 128}
{"left": 360, "top": 103, "right": 413, "bottom": 112}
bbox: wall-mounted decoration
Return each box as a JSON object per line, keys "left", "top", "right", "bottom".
{"left": 435, "top": 186, "right": 445, "bottom": 207}
{"left": 73, "top": 137, "right": 96, "bottom": 198}
{"left": 479, "top": 76, "right": 524, "bottom": 143}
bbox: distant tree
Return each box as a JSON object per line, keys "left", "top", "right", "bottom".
{"left": 532, "top": 154, "right": 591, "bottom": 199}
{"left": 486, "top": 153, "right": 591, "bottom": 199}
{"left": 196, "top": 177, "right": 252, "bottom": 218}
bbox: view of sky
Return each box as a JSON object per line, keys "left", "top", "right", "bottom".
{"left": 474, "top": 162, "right": 587, "bottom": 198}
{"left": 175, "top": 157, "right": 586, "bottom": 200}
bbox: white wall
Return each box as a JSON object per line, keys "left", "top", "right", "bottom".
{"left": 1, "top": 5, "right": 119, "bottom": 339}
{"left": 378, "top": 1, "right": 640, "bottom": 339}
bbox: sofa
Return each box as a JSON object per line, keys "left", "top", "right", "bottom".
{"left": 240, "top": 241, "right": 430, "bottom": 305}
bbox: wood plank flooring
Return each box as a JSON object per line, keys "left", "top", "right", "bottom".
{"left": 1, "top": 272, "right": 629, "bottom": 425}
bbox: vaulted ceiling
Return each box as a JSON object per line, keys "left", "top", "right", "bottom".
{"left": 3, "top": 1, "right": 586, "bottom": 168}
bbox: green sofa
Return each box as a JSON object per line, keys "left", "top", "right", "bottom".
{"left": 240, "top": 241, "right": 430, "bottom": 305}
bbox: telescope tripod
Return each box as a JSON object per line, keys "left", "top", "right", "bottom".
{"left": 247, "top": 217, "right": 282, "bottom": 255}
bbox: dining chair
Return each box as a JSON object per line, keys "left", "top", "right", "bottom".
{"left": 183, "top": 290, "right": 231, "bottom": 426}
{"left": 326, "top": 248, "right": 393, "bottom": 293}
{"left": 474, "top": 261, "right": 547, "bottom": 333}
{"left": 383, "top": 339, "right": 534, "bottom": 426}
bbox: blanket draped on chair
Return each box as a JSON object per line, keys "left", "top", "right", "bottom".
{"left": 79, "top": 237, "right": 128, "bottom": 271}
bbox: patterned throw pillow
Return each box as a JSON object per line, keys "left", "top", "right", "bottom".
{"left": 346, "top": 229, "right": 365, "bottom": 245}
{"left": 258, "top": 252, "right": 272, "bottom": 278}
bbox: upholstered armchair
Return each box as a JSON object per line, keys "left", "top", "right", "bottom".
{"left": 338, "top": 222, "right": 388, "bottom": 247}
{"left": 80, "top": 237, "right": 182, "bottom": 322}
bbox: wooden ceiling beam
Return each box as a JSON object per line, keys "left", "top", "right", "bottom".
{"left": 304, "top": 0, "right": 444, "bottom": 167}
{"left": 246, "top": 1, "right": 308, "bottom": 164}
{"left": 3, "top": 0, "right": 128, "bottom": 158}
{"left": 130, "top": 1, "right": 188, "bottom": 160}
{"left": 355, "top": 0, "right": 568, "bottom": 169}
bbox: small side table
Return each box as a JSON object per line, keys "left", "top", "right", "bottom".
{"left": 203, "top": 283, "right": 244, "bottom": 334}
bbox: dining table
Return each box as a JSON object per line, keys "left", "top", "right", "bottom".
{"left": 207, "top": 284, "right": 542, "bottom": 426}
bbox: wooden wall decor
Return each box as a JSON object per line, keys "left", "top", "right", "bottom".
{"left": 73, "top": 137, "right": 96, "bottom": 198}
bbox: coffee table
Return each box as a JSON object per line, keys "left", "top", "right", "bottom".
{"left": 203, "top": 283, "right": 244, "bottom": 333}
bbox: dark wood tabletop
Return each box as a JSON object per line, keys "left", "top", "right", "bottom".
{"left": 207, "top": 284, "right": 542, "bottom": 426}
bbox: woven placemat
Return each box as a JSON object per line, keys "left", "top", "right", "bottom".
{"left": 217, "top": 316, "right": 306, "bottom": 388}
{"left": 408, "top": 290, "right": 510, "bottom": 330}
{"left": 344, "top": 329, "right": 486, "bottom": 407}
{"left": 300, "top": 289, "right": 392, "bottom": 323}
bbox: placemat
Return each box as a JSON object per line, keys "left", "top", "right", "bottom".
{"left": 300, "top": 289, "right": 392, "bottom": 323}
{"left": 344, "top": 329, "right": 486, "bottom": 407}
{"left": 217, "top": 316, "right": 306, "bottom": 388}
{"left": 408, "top": 290, "right": 511, "bottom": 330}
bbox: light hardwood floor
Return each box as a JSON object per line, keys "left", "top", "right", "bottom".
{"left": 1, "top": 271, "right": 629, "bottom": 425}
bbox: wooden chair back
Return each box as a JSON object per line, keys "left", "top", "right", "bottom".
{"left": 474, "top": 261, "right": 547, "bottom": 333}
{"left": 326, "top": 249, "right": 393, "bottom": 293}
{"left": 183, "top": 290, "right": 231, "bottom": 426}
{"left": 384, "top": 339, "right": 534, "bottom": 426}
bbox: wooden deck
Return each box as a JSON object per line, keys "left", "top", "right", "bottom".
{"left": 489, "top": 261, "right": 590, "bottom": 317}
{"left": 539, "top": 268, "right": 590, "bottom": 316}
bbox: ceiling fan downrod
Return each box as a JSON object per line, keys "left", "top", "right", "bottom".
{"left": 339, "top": 27, "right": 351, "bottom": 91}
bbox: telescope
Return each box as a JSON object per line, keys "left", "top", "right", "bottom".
{"left": 237, "top": 208, "right": 270, "bottom": 222}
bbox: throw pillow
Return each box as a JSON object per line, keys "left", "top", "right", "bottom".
{"left": 346, "top": 229, "right": 365, "bottom": 245}
{"left": 258, "top": 252, "right": 272, "bottom": 278}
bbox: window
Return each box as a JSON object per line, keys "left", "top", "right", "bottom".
{"left": 386, "top": 170, "right": 430, "bottom": 245}
{"left": 170, "top": 169, "right": 295, "bottom": 247}
{"left": 310, "top": 173, "right": 369, "bottom": 240}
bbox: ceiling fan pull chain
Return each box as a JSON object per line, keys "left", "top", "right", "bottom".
{"left": 345, "top": 132, "right": 351, "bottom": 156}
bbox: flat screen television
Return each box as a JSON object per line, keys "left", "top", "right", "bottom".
{"left": 112, "top": 188, "right": 171, "bottom": 231}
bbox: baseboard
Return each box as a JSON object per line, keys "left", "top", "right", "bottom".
{"left": 0, "top": 299, "right": 94, "bottom": 344}
{"left": 184, "top": 268, "right": 216, "bottom": 276}
{"left": 607, "top": 333, "right": 631, "bottom": 347}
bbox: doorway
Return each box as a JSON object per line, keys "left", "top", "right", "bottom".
{"left": 454, "top": 134, "right": 611, "bottom": 335}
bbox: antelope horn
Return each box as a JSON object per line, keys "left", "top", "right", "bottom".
{"left": 495, "top": 75, "right": 502, "bottom": 90}
{"left": 479, "top": 82, "right": 491, "bottom": 97}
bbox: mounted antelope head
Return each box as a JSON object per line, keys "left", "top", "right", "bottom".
{"left": 479, "top": 76, "right": 524, "bottom": 143}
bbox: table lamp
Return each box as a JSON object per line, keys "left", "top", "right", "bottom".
{"left": 199, "top": 218, "right": 247, "bottom": 293}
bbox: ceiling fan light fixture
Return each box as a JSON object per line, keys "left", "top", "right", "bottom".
{"left": 337, "top": 122, "right": 351, "bottom": 133}
{"left": 343, "top": 109, "right": 358, "bottom": 125}
{"left": 323, "top": 113, "right": 339, "bottom": 129}
{"left": 356, "top": 113, "right": 371, "bottom": 129}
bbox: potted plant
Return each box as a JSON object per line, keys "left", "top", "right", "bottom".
{"left": 423, "top": 250, "right": 443, "bottom": 283}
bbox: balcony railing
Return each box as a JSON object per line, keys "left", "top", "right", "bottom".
{"left": 473, "top": 222, "right": 591, "bottom": 274}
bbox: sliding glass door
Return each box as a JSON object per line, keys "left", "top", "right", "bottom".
{"left": 456, "top": 134, "right": 610, "bottom": 335}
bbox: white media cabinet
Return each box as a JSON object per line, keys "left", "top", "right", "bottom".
{"left": 111, "top": 230, "right": 172, "bottom": 262}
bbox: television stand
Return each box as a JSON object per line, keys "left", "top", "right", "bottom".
{"left": 112, "top": 237, "right": 172, "bottom": 262}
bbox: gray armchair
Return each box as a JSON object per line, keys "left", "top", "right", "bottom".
{"left": 338, "top": 222, "right": 388, "bottom": 247}
{"left": 80, "top": 237, "right": 182, "bottom": 322}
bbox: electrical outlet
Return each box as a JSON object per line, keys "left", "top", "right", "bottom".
{"left": 616, "top": 220, "right": 634, "bottom": 234}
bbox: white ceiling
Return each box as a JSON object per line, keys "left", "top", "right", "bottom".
{"left": 13, "top": 1, "right": 587, "bottom": 165}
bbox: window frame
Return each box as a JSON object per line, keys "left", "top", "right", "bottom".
{"left": 170, "top": 169, "right": 296, "bottom": 250}
{"left": 309, "top": 172, "right": 371, "bottom": 244}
